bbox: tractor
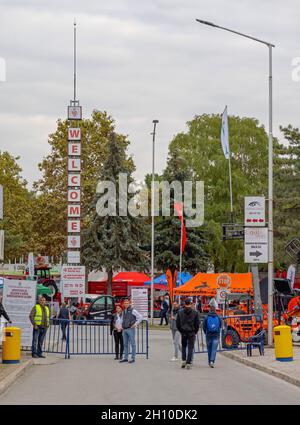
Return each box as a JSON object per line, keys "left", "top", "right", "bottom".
{"left": 34, "top": 265, "right": 59, "bottom": 301}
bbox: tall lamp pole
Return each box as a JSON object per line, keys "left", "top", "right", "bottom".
{"left": 196, "top": 19, "right": 275, "bottom": 345}
{"left": 151, "top": 120, "right": 159, "bottom": 325}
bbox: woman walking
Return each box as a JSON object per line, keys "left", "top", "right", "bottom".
{"left": 110, "top": 305, "right": 124, "bottom": 360}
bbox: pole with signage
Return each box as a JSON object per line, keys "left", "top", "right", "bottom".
{"left": 64, "top": 21, "right": 85, "bottom": 299}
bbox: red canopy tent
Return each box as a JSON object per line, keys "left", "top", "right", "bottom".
{"left": 113, "top": 272, "right": 150, "bottom": 285}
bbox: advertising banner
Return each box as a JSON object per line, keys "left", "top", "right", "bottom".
{"left": 2, "top": 279, "right": 37, "bottom": 346}
{"left": 131, "top": 287, "right": 148, "bottom": 320}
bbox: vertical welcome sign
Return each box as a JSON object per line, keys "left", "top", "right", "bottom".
{"left": 67, "top": 103, "right": 82, "bottom": 266}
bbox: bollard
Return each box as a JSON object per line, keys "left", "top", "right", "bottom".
{"left": 2, "top": 327, "right": 21, "bottom": 364}
{"left": 274, "top": 325, "right": 293, "bottom": 362}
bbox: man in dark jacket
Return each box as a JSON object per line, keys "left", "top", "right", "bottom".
{"left": 176, "top": 298, "right": 200, "bottom": 369}
{"left": 159, "top": 296, "right": 169, "bottom": 325}
{"left": 119, "top": 299, "right": 143, "bottom": 364}
{"left": 57, "top": 302, "right": 71, "bottom": 341}
{"left": 202, "top": 299, "right": 222, "bottom": 368}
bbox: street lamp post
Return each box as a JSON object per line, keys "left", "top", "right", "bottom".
{"left": 196, "top": 19, "right": 275, "bottom": 345}
{"left": 151, "top": 120, "right": 159, "bottom": 325}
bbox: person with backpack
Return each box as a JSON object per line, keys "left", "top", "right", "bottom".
{"left": 176, "top": 298, "right": 200, "bottom": 370}
{"left": 202, "top": 298, "right": 222, "bottom": 368}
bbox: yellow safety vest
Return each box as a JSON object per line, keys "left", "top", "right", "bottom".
{"left": 34, "top": 304, "right": 50, "bottom": 327}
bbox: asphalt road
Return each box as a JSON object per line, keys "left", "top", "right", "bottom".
{"left": 1, "top": 329, "right": 300, "bottom": 405}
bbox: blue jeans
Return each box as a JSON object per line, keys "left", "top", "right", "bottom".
{"left": 32, "top": 327, "right": 47, "bottom": 356}
{"left": 123, "top": 328, "right": 136, "bottom": 360}
{"left": 206, "top": 334, "right": 219, "bottom": 364}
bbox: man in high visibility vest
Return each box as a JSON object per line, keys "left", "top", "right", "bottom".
{"left": 29, "top": 296, "right": 50, "bottom": 358}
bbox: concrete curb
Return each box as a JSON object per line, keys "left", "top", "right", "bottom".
{"left": 222, "top": 351, "right": 300, "bottom": 388}
{"left": 0, "top": 359, "right": 33, "bottom": 396}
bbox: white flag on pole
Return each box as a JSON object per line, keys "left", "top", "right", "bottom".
{"left": 221, "top": 106, "right": 230, "bottom": 159}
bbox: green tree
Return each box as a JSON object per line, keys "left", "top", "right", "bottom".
{"left": 154, "top": 146, "right": 210, "bottom": 274}
{"left": 82, "top": 132, "right": 147, "bottom": 294}
{"left": 274, "top": 124, "right": 300, "bottom": 267}
{"left": 164, "top": 113, "right": 276, "bottom": 272}
{"left": 32, "top": 110, "right": 127, "bottom": 257}
{"left": 0, "top": 152, "right": 34, "bottom": 260}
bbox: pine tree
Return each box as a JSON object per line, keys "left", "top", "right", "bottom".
{"left": 82, "top": 132, "right": 147, "bottom": 294}
{"left": 154, "top": 146, "right": 210, "bottom": 275}
{"left": 274, "top": 124, "right": 300, "bottom": 267}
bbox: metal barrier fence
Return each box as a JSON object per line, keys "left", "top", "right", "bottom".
{"left": 195, "top": 314, "right": 264, "bottom": 354}
{"left": 23, "top": 319, "right": 149, "bottom": 359}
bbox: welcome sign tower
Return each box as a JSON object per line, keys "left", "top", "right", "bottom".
{"left": 62, "top": 21, "right": 85, "bottom": 300}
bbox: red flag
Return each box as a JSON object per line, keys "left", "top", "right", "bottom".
{"left": 174, "top": 202, "right": 187, "bottom": 253}
{"left": 166, "top": 269, "right": 173, "bottom": 300}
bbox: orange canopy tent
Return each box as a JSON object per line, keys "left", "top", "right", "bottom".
{"left": 173, "top": 273, "right": 253, "bottom": 297}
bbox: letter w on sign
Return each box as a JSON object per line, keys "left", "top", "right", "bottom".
{"left": 68, "top": 128, "right": 81, "bottom": 141}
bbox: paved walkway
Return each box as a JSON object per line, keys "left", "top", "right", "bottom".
{"left": 223, "top": 345, "right": 300, "bottom": 387}
{"left": 1, "top": 330, "right": 300, "bottom": 404}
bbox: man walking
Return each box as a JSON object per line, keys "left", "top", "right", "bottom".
{"left": 29, "top": 296, "right": 50, "bottom": 358}
{"left": 159, "top": 296, "right": 169, "bottom": 325}
{"left": 176, "top": 298, "right": 200, "bottom": 370}
{"left": 170, "top": 301, "right": 181, "bottom": 361}
{"left": 203, "top": 298, "right": 222, "bottom": 368}
{"left": 119, "top": 298, "right": 143, "bottom": 364}
{"left": 57, "top": 302, "right": 71, "bottom": 341}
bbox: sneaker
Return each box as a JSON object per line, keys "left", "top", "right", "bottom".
{"left": 129, "top": 359, "right": 135, "bottom": 364}
{"left": 114, "top": 357, "right": 119, "bottom": 360}
{"left": 32, "top": 354, "right": 39, "bottom": 359}
{"left": 181, "top": 361, "right": 186, "bottom": 368}
{"left": 37, "top": 354, "right": 46, "bottom": 358}
{"left": 170, "top": 357, "right": 178, "bottom": 362}
{"left": 186, "top": 363, "right": 191, "bottom": 370}
{"left": 119, "top": 359, "right": 128, "bottom": 363}
{"left": 209, "top": 362, "right": 215, "bottom": 368}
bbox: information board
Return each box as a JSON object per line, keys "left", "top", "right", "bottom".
{"left": 131, "top": 287, "right": 148, "bottom": 320}
{"left": 2, "top": 279, "right": 36, "bottom": 346}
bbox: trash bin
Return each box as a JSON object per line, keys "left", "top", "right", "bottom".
{"left": 2, "top": 327, "right": 21, "bottom": 364}
{"left": 274, "top": 325, "right": 293, "bottom": 362}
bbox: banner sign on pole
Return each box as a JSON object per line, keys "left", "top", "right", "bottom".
{"left": 28, "top": 252, "right": 35, "bottom": 279}
{"left": 244, "top": 227, "right": 268, "bottom": 263}
{"left": 0, "top": 185, "right": 3, "bottom": 220}
{"left": 0, "top": 230, "right": 4, "bottom": 261}
{"left": 2, "top": 279, "right": 37, "bottom": 346}
{"left": 61, "top": 265, "right": 85, "bottom": 298}
{"left": 131, "top": 287, "right": 148, "bottom": 320}
{"left": 244, "top": 196, "right": 265, "bottom": 226}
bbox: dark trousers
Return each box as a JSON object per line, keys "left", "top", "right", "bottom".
{"left": 206, "top": 334, "right": 219, "bottom": 364}
{"left": 160, "top": 311, "right": 168, "bottom": 325}
{"left": 32, "top": 327, "right": 47, "bottom": 356}
{"left": 181, "top": 333, "right": 195, "bottom": 364}
{"left": 113, "top": 330, "right": 124, "bottom": 358}
{"left": 60, "top": 322, "right": 68, "bottom": 340}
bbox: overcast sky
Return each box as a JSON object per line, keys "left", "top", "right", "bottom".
{"left": 0, "top": 0, "right": 299, "bottom": 187}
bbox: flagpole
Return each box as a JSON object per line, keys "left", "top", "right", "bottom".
{"left": 228, "top": 151, "right": 234, "bottom": 222}
{"left": 179, "top": 218, "right": 183, "bottom": 285}
{"left": 150, "top": 120, "right": 159, "bottom": 325}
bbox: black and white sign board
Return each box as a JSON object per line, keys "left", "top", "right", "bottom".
{"left": 244, "top": 196, "right": 265, "bottom": 226}
{"left": 244, "top": 227, "right": 268, "bottom": 263}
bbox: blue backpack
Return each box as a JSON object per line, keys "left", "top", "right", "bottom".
{"left": 207, "top": 315, "right": 220, "bottom": 333}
